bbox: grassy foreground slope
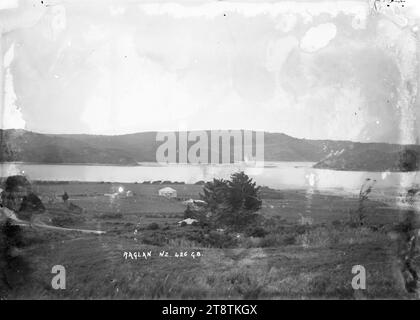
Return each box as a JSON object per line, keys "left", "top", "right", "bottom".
{"left": 1, "top": 182, "right": 417, "bottom": 299}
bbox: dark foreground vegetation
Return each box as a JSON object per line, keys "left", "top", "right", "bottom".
{"left": 1, "top": 173, "right": 419, "bottom": 299}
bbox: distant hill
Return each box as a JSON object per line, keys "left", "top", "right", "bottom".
{"left": 313, "top": 147, "right": 420, "bottom": 172}
{"left": 0, "top": 129, "right": 139, "bottom": 165}
{"left": 1, "top": 129, "right": 419, "bottom": 171}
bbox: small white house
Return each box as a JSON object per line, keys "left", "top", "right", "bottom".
{"left": 158, "top": 187, "right": 177, "bottom": 198}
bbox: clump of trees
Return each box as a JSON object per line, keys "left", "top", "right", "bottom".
{"left": 1, "top": 175, "right": 45, "bottom": 221}
{"left": 0, "top": 218, "right": 29, "bottom": 293}
{"left": 4, "top": 175, "right": 32, "bottom": 193}
{"left": 199, "top": 171, "right": 262, "bottom": 231}
{"left": 20, "top": 193, "right": 45, "bottom": 212}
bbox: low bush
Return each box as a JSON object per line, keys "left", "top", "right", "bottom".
{"left": 19, "top": 193, "right": 45, "bottom": 212}
{"left": 202, "top": 231, "right": 238, "bottom": 248}
{"left": 183, "top": 205, "right": 208, "bottom": 224}
{"left": 147, "top": 222, "right": 160, "bottom": 230}
{"left": 68, "top": 202, "right": 83, "bottom": 214}
{"left": 259, "top": 233, "right": 296, "bottom": 247}
{"left": 16, "top": 211, "right": 33, "bottom": 221}
{"left": 51, "top": 214, "right": 85, "bottom": 227}
{"left": 244, "top": 226, "right": 269, "bottom": 238}
{"left": 141, "top": 232, "right": 167, "bottom": 246}
{"left": 95, "top": 212, "right": 123, "bottom": 219}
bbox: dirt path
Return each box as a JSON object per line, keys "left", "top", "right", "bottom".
{"left": 0, "top": 206, "right": 106, "bottom": 235}
{"left": 20, "top": 222, "right": 106, "bottom": 234}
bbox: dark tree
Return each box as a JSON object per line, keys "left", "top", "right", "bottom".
{"left": 62, "top": 192, "right": 69, "bottom": 203}
{"left": 200, "top": 178, "right": 229, "bottom": 213}
{"left": 19, "top": 192, "right": 45, "bottom": 212}
{"left": 355, "top": 178, "right": 376, "bottom": 226}
{"left": 199, "top": 172, "right": 262, "bottom": 230}
{"left": 4, "top": 175, "right": 31, "bottom": 193}
{"left": 2, "top": 175, "right": 33, "bottom": 212}
{"left": 227, "top": 171, "right": 262, "bottom": 212}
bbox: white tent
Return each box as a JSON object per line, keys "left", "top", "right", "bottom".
{"left": 158, "top": 187, "right": 177, "bottom": 198}
{"left": 178, "top": 218, "right": 198, "bottom": 225}
{"left": 126, "top": 190, "right": 133, "bottom": 197}
{"left": 182, "top": 199, "right": 206, "bottom": 206}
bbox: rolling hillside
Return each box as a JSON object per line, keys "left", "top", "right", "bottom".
{"left": 1, "top": 129, "right": 419, "bottom": 171}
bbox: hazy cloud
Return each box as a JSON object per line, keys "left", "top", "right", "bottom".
{"left": 1, "top": 0, "right": 418, "bottom": 144}
{"left": 300, "top": 23, "right": 337, "bottom": 53}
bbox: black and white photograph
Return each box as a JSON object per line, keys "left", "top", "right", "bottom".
{"left": 1, "top": 0, "right": 420, "bottom": 302}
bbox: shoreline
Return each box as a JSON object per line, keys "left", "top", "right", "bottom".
{"left": 0, "top": 161, "right": 313, "bottom": 168}
{"left": 0, "top": 161, "right": 141, "bottom": 167}
{"left": 2, "top": 161, "right": 420, "bottom": 172}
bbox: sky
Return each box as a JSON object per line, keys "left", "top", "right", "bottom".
{"left": 1, "top": 0, "right": 420, "bottom": 143}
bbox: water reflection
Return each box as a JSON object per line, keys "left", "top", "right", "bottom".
{"left": 1, "top": 162, "right": 420, "bottom": 199}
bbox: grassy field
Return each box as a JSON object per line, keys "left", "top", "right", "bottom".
{"left": 1, "top": 182, "right": 418, "bottom": 299}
